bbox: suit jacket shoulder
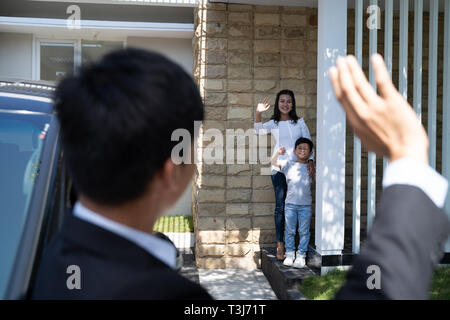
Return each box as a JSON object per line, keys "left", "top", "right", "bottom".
{"left": 31, "top": 212, "right": 212, "bottom": 300}
{"left": 336, "top": 184, "right": 450, "bottom": 300}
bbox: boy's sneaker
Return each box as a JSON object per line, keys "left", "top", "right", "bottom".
{"left": 293, "top": 253, "right": 306, "bottom": 268}
{"left": 283, "top": 251, "right": 295, "bottom": 267}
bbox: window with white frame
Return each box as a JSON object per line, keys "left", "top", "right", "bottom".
{"left": 37, "top": 39, "right": 123, "bottom": 82}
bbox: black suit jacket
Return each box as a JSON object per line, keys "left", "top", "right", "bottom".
{"left": 336, "top": 185, "right": 450, "bottom": 300}
{"left": 31, "top": 212, "right": 212, "bottom": 300}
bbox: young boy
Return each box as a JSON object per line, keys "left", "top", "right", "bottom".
{"left": 271, "top": 137, "right": 314, "bottom": 268}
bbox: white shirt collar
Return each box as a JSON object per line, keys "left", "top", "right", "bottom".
{"left": 73, "top": 201, "right": 177, "bottom": 269}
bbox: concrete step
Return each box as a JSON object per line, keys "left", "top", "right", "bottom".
{"left": 261, "top": 247, "right": 319, "bottom": 300}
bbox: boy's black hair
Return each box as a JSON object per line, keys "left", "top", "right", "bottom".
{"left": 294, "top": 137, "right": 314, "bottom": 152}
{"left": 54, "top": 47, "right": 204, "bottom": 205}
{"left": 270, "top": 89, "right": 299, "bottom": 124}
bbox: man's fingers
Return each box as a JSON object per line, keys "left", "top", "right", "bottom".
{"left": 371, "top": 53, "right": 396, "bottom": 99}
{"left": 329, "top": 66, "right": 343, "bottom": 100}
{"left": 346, "top": 55, "right": 379, "bottom": 103}
{"left": 330, "top": 60, "right": 381, "bottom": 153}
{"left": 330, "top": 65, "right": 369, "bottom": 138}
{"left": 335, "top": 57, "right": 369, "bottom": 117}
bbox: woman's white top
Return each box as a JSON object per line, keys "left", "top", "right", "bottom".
{"left": 254, "top": 118, "right": 314, "bottom": 174}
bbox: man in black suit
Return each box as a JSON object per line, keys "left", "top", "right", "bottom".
{"left": 329, "top": 54, "right": 450, "bottom": 299}
{"left": 32, "top": 48, "right": 212, "bottom": 299}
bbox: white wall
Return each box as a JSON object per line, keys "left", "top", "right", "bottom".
{"left": 126, "top": 37, "right": 193, "bottom": 75}
{"left": 0, "top": 33, "right": 33, "bottom": 79}
{"left": 0, "top": 33, "right": 194, "bottom": 216}
{"left": 127, "top": 36, "right": 194, "bottom": 216}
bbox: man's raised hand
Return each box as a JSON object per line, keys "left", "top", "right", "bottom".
{"left": 329, "top": 53, "right": 428, "bottom": 165}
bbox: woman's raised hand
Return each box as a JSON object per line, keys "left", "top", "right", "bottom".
{"left": 256, "top": 96, "right": 271, "bottom": 113}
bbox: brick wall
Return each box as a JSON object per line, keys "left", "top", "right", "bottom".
{"left": 193, "top": 1, "right": 318, "bottom": 269}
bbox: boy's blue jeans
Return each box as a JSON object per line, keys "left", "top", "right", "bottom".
{"left": 284, "top": 203, "right": 312, "bottom": 255}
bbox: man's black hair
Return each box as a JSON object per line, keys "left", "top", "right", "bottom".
{"left": 55, "top": 47, "right": 203, "bottom": 205}
{"left": 294, "top": 137, "right": 314, "bottom": 152}
{"left": 270, "top": 89, "right": 299, "bottom": 124}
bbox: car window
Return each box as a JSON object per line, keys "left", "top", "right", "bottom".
{"left": 0, "top": 112, "right": 51, "bottom": 298}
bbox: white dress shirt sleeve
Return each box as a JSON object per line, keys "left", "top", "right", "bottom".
{"left": 382, "top": 158, "right": 449, "bottom": 209}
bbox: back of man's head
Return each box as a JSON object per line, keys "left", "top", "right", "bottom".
{"left": 55, "top": 48, "right": 203, "bottom": 205}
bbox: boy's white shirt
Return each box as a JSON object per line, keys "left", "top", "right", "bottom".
{"left": 279, "top": 158, "right": 312, "bottom": 205}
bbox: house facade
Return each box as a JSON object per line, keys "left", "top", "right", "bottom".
{"left": 1, "top": 0, "right": 449, "bottom": 273}
{"left": 0, "top": 0, "right": 197, "bottom": 217}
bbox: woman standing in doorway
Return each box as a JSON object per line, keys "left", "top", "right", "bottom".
{"left": 254, "top": 89, "right": 315, "bottom": 260}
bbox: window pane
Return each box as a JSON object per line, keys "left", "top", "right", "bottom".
{"left": 0, "top": 112, "right": 51, "bottom": 298}
{"left": 40, "top": 42, "right": 74, "bottom": 81}
{"left": 81, "top": 41, "right": 123, "bottom": 65}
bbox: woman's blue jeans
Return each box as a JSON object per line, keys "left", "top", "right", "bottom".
{"left": 284, "top": 203, "right": 312, "bottom": 255}
{"left": 271, "top": 172, "right": 287, "bottom": 243}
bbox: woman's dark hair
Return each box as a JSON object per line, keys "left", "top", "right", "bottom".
{"left": 270, "top": 89, "right": 299, "bottom": 124}
{"left": 55, "top": 48, "right": 204, "bottom": 205}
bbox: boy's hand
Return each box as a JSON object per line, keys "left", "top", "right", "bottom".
{"left": 278, "top": 146, "right": 286, "bottom": 155}
{"left": 329, "top": 54, "right": 428, "bottom": 165}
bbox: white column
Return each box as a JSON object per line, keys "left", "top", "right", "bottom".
{"left": 413, "top": 0, "right": 423, "bottom": 121}
{"left": 443, "top": 0, "right": 450, "bottom": 252}
{"left": 399, "top": 0, "right": 408, "bottom": 99}
{"left": 428, "top": 0, "right": 439, "bottom": 169}
{"left": 367, "top": 0, "right": 378, "bottom": 232}
{"left": 315, "top": 0, "right": 347, "bottom": 256}
{"left": 352, "top": 0, "right": 363, "bottom": 254}
{"left": 383, "top": 0, "right": 393, "bottom": 172}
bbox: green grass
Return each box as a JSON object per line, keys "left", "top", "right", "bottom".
{"left": 430, "top": 267, "right": 450, "bottom": 300}
{"left": 300, "top": 267, "right": 450, "bottom": 300}
{"left": 300, "top": 269, "right": 347, "bottom": 300}
{"left": 153, "top": 215, "right": 194, "bottom": 233}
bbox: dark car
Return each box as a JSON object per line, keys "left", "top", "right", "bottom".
{"left": 0, "top": 79, "right": 70, "bottom": 299}
{"left": 0, "top": 80, "right": 182, "bottom": 299}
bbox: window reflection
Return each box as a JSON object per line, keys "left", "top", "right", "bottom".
{"left": 40, "top": 42, "right": 75, "bottom": 82}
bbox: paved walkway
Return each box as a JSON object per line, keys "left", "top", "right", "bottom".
{"left": 198, "top": 269, "right": 278, "bottom": 300}
{"left": 179, "top": 247, "right": 278, "bottom": 300}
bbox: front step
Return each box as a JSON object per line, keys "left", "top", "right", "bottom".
{"left": 179, "top": 247, "right": 201, "bottom": 284}
{"left": 261, "top": 247, "right": 318, "bottom": 300}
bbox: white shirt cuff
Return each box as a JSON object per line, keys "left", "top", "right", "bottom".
{"left": 382, "top": 158, "right": 448, "bottom": 208}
